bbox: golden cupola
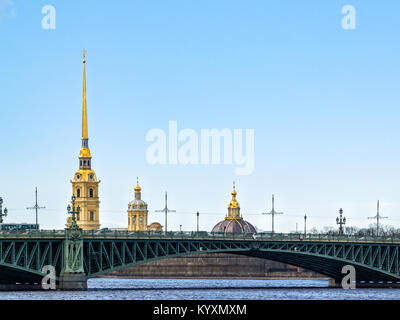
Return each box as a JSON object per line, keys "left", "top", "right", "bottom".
{"left": 67, "top": 50, "right": 101, "bottom": 230}
{"left": 211, "top": 183, "right": 256, "bottom": 234}
{"left": 128, "top": 179, "right": 162, "bottom": 232}
{"left": 129, "top": 179, "right": 147, "bottom": 210}
{"left": 134, "top": 182, "right": 142, "bottom": 194}
{"left": 227, "top": 184, "right": 241, "bottom": 218}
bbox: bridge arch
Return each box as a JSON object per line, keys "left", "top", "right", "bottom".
{"left": 0, "top": 263, "right": 48, "bottom": 284}
{"left": 0, "top": 239, "right": 63, "bottom": 285}
{"left": 240, "top": 249, "right": 400, "bottom": 283}
{"left": 83, "top": 239, "right": 400, "bottom": 284}
{"left": 0, "top": 237, "right": 398, "bottom": 287}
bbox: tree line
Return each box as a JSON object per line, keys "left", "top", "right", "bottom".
{"left": 305, "top": 224, "right": 400, "bottom": 237}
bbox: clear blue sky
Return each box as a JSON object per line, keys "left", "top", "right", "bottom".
{"left": 1, "top": 0, "right": 400, "bottom": 232}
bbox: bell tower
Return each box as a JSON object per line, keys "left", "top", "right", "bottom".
{"left": 127, "top": 179, "right": 163, "bottom": 232}
{"left": 127, "top": 179, "right": 148, "bottom": 231}
{"left": 67, "top": 50, "right": 101, "bottom": 230}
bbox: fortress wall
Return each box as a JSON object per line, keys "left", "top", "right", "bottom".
{"left": 105, "top": 253, "right": 325, "bottom": 279}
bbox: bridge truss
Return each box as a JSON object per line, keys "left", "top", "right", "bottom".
{"left": 0, "top": 231, "right": 400, "bottom": 288}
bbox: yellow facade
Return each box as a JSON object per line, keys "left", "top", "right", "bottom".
{"left": 67, "top": 51, "right": 100, "bottom": 230}
{"left": 128, "top": 181, "right": 162, "bottom": 232}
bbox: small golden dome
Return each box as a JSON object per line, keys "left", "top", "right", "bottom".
{"left": 79, "top": 147, "right": 91, "bottom": 158}
{"left": 229, "top": 199, "right": 239, "bottom": 209}
{"left": 228, "top": 183, "right": 240, "bottom": 209}
{"left": 134, "top": 177, "right": 141, "bottom": 193}
{"left": 134, "top": 184, "right": 141, "bottom": 193}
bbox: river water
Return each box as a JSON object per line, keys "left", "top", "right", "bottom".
{"left": 0, "top": 278, "right": 399, "bottom": 300}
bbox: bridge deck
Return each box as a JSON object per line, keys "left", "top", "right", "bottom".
{"left": 0, "top": 230, "right": 399, "bottom": 244}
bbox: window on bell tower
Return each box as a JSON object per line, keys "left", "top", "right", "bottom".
{"left": 90, "top": 188, "right": 93, "bottom": 198}
{"left": 77, "top": 188, "right": 81, "bottom": 198}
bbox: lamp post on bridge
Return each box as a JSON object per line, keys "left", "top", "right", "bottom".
{"left": 336, "top": 208, "right": 346, "bottom": 235}
{"left": 197, "top": 211, "right": 199, "bottom": 232}
{"left": 67, "top": 195, "right": 81, "bottom": 229}
{"left": 368, "top": 200, "right": 388, "bottom": 237}
{"left": 262, "top": 194, "right": 284, "bottom": 234}
{"left": 27, "top": 187, "right": 46, "bottom": 230}
{"left": 0, "top": 197, "right": 8, "bottom": 224}
{"left": 304, "top": 214, "right": 307, "bottom": 237}
{"left": 155, "top": 192, "right": 176, "bottom": 233}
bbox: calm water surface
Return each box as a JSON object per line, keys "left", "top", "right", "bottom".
{"left": 0, "top": 279, "right": 399, "bottom": 300}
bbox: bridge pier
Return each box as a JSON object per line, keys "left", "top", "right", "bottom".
{"left": 58, "top": 273, "right": 87, "bottom": 290}
{"left": 59, "top": 221, "right": 87, "bottom": 290}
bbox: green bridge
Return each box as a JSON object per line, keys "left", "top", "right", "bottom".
{"left": 1, "top": 228, "right": 400, "bottom": 290}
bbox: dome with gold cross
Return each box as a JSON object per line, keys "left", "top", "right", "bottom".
{"left": 127, "top": 178, "right": 162, "bottom": 232}
{"left": 211, "top": 183, "right": 256, "bottom": 233}
{"left": 128, "top": 179, "right": 147, "bottom": 210}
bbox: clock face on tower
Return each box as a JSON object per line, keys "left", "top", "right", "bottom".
{"left": 76, "top": 174, "right": 81, "bottom": 180}
{"left": 89, "top": 174, "right": 94, "bottom": 181}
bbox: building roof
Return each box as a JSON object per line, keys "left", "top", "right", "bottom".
{"left": 211, "top": 183, "right": 256, "bottom": 233}
{"left": 212, "top": 218, "right": 256, "bottom": 233}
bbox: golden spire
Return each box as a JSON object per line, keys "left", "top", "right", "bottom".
{"left": 82, "top": 49, "right": 88, "bottom": 140}
{"left": 79, "top": 49, "right": 91, "bottom": 160}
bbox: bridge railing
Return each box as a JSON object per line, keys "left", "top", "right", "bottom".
{"left": 1, "top": 229, "right": 400, "bottom": 243}
{"left": 76, "top": 229, "right": 400, "bottom": 243}
{"left": 0, "top": 229, "right": 65, "bottom": 238}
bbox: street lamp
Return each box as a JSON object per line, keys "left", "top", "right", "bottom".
{"left": 336, "top": 208, "right": 346, "bottom": 235}
{"left": 67, "top": 195, "right": 80, "bottom": 228}
{"left": 155, "top": 192, "right": 176, "bottom": 233}
{"left": 0, "top": 197, "right": 8, "bottom": 224}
